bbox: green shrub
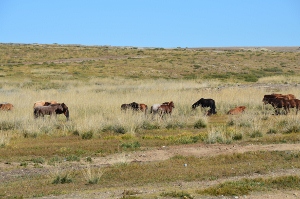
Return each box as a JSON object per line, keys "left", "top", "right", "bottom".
{"left": 194, "top": 119, "right": 207, "bottom": 129}
{"left": 166, "top": 122, "right": 185, "bottom": 129}
{"left": 250, "top": 130, "right": 263, "bottom": 138}
{"left": 52, "top": 174, "right": 72, "bottom": 184}
{"left": 114, "top": 126, "right": 127, "bottom": 134}
{"left": 232, "top": 133, "right": 243, "bottom": 140}
{"left": 227, "top": 120, "right": 235, "bottom": 126}
{"left": 140, "top": 121, "right": 160, "bottom": 130}
{"left": 160, "top": 191, "right": 193, "bottom": 199}
{"left": 121, "top": 141, "right": 140, "bottom": 149}
{"left": 102, "top": 125, "right": 127, "bottom": 134}
{"left": 66, "top": 155, "right": 80, "bottom": 162}
{"left": 72, "top": 130, "right": 80, "bottom": 136}
{"left": 31, "top": 157, "right": 45, "bottom": 164}
{"left": 81, "top": 131, "right": 93, "bottom": 139}
{"left": 86, "top": 156, "right": 92, "bottom": 162}
{"left": 283, "top": 125, "right": 300, "bottom": 134}
{"left": 244, "top": 75, "right": 258, "bottom": 82}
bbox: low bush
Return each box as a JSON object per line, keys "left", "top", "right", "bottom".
{"left": 121, "top": 141, "right": 140, "bottom": 149}
{"left": 194, "top": 119, "right": 207, "bottom": 129}
{"left": 52, "top": 174, "right": 72, "bottom": 184}
{"left": 81, "top": 131, "right": 93, "bottom": 139}
{"left": 160, "top": 191, "right": 193, "bottom": 199}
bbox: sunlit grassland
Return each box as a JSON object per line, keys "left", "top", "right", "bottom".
{"left": 1, "top": 44, "right": 300, "bottom": 198}
{"left": 1, "top": 78, "right": 300, "bottom": 160}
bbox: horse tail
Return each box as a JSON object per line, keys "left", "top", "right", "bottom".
{"left": 150, "top": 106, "right": 153, "bottom": 114}
{"left": 211, "top": 100, "right": 217, "bottom": 114}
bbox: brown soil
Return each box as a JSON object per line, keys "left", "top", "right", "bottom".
{"left": 2, "top": 143, "right": 300, "bottom": 199}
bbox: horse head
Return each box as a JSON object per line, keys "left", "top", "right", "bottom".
{"left": 61, "top": 103, "right": 69, "bottom": 120}
{"left": 169, "top": 101, "right": 175, "bottom": 108}
{"left": 192, "top": 103, "right": 198, "bottom": 109}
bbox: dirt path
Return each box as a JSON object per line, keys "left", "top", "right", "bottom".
{"left": 90, "top": 143, "right": 300, "bottom": 166}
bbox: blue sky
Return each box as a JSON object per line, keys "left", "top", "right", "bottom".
{"left": 0, "top": 1, "right": 299, "bottom": 47}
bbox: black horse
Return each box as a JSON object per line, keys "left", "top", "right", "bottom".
{"left": 192, "top": 98, "right": 217, "bottom": 114}
{"left": 121, "top": 102, "right": 140, "bottom": 112}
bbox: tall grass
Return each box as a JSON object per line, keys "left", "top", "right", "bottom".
{"left": 0, "top": 78, "right": 298, "bottom": 146}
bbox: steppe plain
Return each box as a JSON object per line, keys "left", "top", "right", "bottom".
{"left": 0, "top": 44, "right": 300, "bottom": 198}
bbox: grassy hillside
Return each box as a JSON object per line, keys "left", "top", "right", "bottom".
{"left": 1, "top": 44, "right": 299, "bottom": 84}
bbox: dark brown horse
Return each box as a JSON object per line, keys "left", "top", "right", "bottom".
{"left": 157, "top": 101, "right": 175, "bottom": 117}
{"left": 121, "top": 102, "right": 148, "bottom": 114}
{"left": 55, "top": 103, "right": 69, "bottom": 121}
{"left": 0, "top": 103, "right": 14, "bottom": 111}
{"left": 34, "top": 103, "right": 63, "bottom": 119}
{"left": 121, "top": 102, "right": 139, "bottom": 112}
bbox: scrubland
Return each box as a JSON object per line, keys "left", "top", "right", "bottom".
{"left": 0, "top": 44, "right": 300, "bottom": 198}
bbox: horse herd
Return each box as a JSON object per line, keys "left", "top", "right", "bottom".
{"left": 121, "top": 98, "right": 240, "bottom": 117}
{"left": 0, "top": 93, "right": 298, "bottom": 121}
{"left": 121, "top": 93, "right": 300, "bottom": 117}
{"left": 262, "top": 93, "right": 300, "bottom": 115}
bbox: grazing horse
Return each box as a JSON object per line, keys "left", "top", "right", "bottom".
{"left": 0, "top": 103, "right": 14, "bottom": 111}
{"left": 150, "top": 102, "right": 169, "bottom": 114}
{"left": 192, "top": 98, "right": 217, "bottom": 115}
{"left": 157, "top": 101, "right": 175, "bottom": 117}
{"left": 55, "top": 103, "right": 70, "bottom": 121}
{"left": 262, "top": 94, "right": 299, "bottom": 115}
{"left": 121, "top": 102, "right": 140, "bottom": 112}
{"left": 263, "top": 97, "right": 290, "bottom": 115}
{"left": 227, "top": 106, "right": 246, "bottom": 115}
{"left": 139, "top": 103, "right": 148, "bottom": 115}
{"left": 34, "top": 104, "right": 63, "bottom": 119}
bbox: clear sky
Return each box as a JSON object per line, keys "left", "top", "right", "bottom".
{"left": 0, "top": 1, "right": 299, "bottom": 48}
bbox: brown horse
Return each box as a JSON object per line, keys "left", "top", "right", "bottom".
{"left": 55, "top": 103, "right": 70, "bottom": 121}
{"left": 121, "top": 102, "right": 147, "bottom": 115}
{"left": 0, "top": 103, "right": 14, "bottom": 111}
{"left": 227, "top": 106, "right": 246, "bottom": 115}
{"left": 139, "top": 103, "right": 148, "bottom": 115}
{"left": 34, "top": 103, "right": 63, "bottom": 119}
{"left": 157, "top": 101, "right": 175, "bottom": 117}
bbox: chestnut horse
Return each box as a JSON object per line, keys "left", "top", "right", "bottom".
{"left": 139, "top": 103, "right": 148, "bottom": 115}
{"left": 227, "top": 106, "right": 246, "bottom": 115}
{"left": 150, "top": 102, "right": 169, "bottom": 114}
{"left": 0, "top": 103, "right": 14, "bottom": 111}
{"left": 33, "top": 100, "right": 57, "bottom": 108}
{"left": 157, "top": 101, "right": 175, "bottom": 117}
